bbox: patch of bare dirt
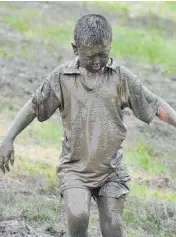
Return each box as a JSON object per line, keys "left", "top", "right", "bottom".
{"left": 0, "top": 2, "right": 176, "bottom": 236}
{"left": 0, "top": 220, "right": 36, "bottom": 237}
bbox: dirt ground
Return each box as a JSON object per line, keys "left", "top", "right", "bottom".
{"left": 0, "top": 2, "right": 176, "bottom": 237}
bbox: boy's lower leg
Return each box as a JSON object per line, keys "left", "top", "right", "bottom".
{"left": 96, "top": 195, "right": 125, "bottom": 237}
{"left": 63, "top": 188, "right": 91, "bottom": 237}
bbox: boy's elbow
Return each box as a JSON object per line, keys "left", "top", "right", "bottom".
{"left": 37, "top": 116, "right": 47, "bottom": 122}
{"left": 157, "top": 102, "right": 176, "bottom": 127}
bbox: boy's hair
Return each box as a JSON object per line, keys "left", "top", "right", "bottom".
{"left": 74, "top": 14, "right": 112, "bottom": 47}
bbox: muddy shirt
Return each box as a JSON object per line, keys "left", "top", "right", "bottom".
{"left": 32, "top": 57, "right": 162, "bottom": 192}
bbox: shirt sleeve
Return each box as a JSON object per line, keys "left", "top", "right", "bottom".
{"left": 119, "top": 66, "right": 163, "bottom": 124}
{"left": 32, "top": 67, "right": 62, "bottom": 122}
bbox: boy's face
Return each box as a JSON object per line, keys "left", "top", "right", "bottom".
{"left": 72, "top": 42, "right": 111, "bottom": 73}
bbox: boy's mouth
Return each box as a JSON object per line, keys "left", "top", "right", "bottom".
{"left": 92, "top": 64, "right": 101, "bottom": 70}
{"left": 93, "top": 66, "right": 101, "bottom": 70}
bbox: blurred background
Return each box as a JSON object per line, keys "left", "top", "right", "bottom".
{"left": 0, "top": 1, "right": 176, "bottom": 237}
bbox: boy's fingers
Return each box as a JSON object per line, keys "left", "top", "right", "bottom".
{"left": 10, "top": 158, "right": 14, "bottom": 166}
{"left": 0, "top": 155, "right": 5, "bottom": 173}
{"left": 10, "top": 150, "right": 14, "bottom": 166}
{"left": 0, "top": 165, "right": 5, "bottom": 174}
{"left": 5, "top": 162, "right": 10, "bottom": 172}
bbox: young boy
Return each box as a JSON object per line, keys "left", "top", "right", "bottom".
{"left": 0, "top": 14, "right": 176, "bottom": 237}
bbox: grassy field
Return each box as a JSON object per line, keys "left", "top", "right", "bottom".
{"left": 0, "top": 1, "right": 176, "bottom": 237}
{"left": 1, "top": 2, "right": 176, "bottom": 72}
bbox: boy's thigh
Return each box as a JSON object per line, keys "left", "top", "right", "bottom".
{"left": 96, "top": 195, "right": 125, "bottom": 237}
{"left": 63, "top": 188, "right": 92, "bottom": 217}
{"left": 91, "top": 180, "right": 130, "bottom": 202}
{"left": 96, "top": 195, "right": 125, "bottom": 218}
{"left": 91, "top": 177, "right": 129, "bottom": 219}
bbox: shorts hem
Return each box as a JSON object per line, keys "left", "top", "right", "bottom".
{"left": 60, "top": 186, "right": 90, "bottom": 198}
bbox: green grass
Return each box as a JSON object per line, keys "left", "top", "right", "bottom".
{"left": 3, "top": 16, "right": 30, "bottom": 33}
{"left": 0, "top": 190, "right": 61, "bottom": 224}
{"left": 90, "top": 1, "right": 176, "bottom": 21}
{"left": 31, "top": 23, "right": 72, "bottom": 45}
{"left": 11, "top": 155, "right": 57, "bottom": 187}
{"left": 90, "top": 1, "right": 130, "bottom": 14}
{"left": 19, "top": 119, "right": 63, "bottom": 146}
{"left": 78, "top": 2, "right": 176, "bottom": 73}
{"left": 125, "top": 139, "right": 167, "bottom": 174}
{"left": 112, "top": 25, "right": 176, "bottom": 73}
{"left": 146, "top": 2, "right": 176, "bottom": 20}
{"left": 130, "top": 182, "right": 176, "bottom": 202}
{"left": 0, "top": 48, "right": 9, "bottom": 58}
{"left": 0, "top": 39, "right": 35, "bottom": 59}
{"left": 165, "top": 1, "right": 176, "bottom": 11}
{"left": 1, "top": 9, "right": 72, "bottom": 46}
{"left": 124, "top": 196, "right": 176, "bottom": 237}
{"left": 1, "top": 2, "right": 176, "bottom": 73}
{"left": 0, "top": 98, "right": 21, "bottom": 112}
{"left": 12, "top": 119, "right": 63, "bottom": 186}
{"left": 1, "top": 3, "right": 175, "bottom": 236}
{"left": 20, "top": 198, "right": 58, "bottom": 223}
{"left": 1, "top": 6, "right": 40, "bottom": 32}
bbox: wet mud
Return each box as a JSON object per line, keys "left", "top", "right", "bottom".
{"left": 0, "top": 2, "right": 176, "bottom": 236}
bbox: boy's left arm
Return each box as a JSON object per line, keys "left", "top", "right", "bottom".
{"left": 157, "top": 101, "right": 176, "bottom": 128}
{"left": 119, "top": 66, "right": 176, "bottom": 127}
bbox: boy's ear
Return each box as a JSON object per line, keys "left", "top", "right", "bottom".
{"left": 71, "top": 42, "right": 78, "bottom": 56}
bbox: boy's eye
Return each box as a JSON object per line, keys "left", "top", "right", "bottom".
{"left": 85, "top": 54, "right": 107, "bottom": 59}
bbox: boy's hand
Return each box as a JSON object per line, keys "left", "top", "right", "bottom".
{"left": 0, "top": 139, "right": 14, "bottom": 173}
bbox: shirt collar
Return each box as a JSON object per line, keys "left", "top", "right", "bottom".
{"left": 62, "top": 57, "right": 118, "bottom": 75}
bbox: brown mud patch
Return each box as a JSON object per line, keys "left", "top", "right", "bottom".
{"left": 0, "top": 2, "right": 176, "bottom": 237}
{"left": 0, "top": 220, "right": 36, "bottom": 237}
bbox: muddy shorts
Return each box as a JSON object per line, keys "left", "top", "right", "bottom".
{"left": 60, "top": 163, "right": 131, "bottom": 201}
{"left": 60, "top": 179, "right": 130, "bottom": 202}
{"left": 91, "top": 182, "right": 129, "bottom": 201}
{"left": 91, "top": 167, "right": 130, "bottom": 201}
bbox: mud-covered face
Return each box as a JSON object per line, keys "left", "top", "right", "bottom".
{"left": 72, "top": 42, "right": 111, "bottom": 73}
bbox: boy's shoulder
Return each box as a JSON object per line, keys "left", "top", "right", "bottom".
{"left": 107, "top": 58, "right": 136, "bottom": 79}
{"left": 51, "top": 57, "right": 80, "bottom": 76}
{"left": 106, "top": 57, "right": 120, "bottom": 71}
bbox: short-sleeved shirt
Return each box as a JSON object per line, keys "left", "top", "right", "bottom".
{"left": 32, "top": 57, "right": 162, "bottom": 194}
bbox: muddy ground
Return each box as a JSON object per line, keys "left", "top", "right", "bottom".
{"left": 0, "top": 2, "right": 176, "bottom": 237}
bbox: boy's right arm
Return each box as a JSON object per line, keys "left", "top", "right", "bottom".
{"left": 0, "top": 67, "right": 62, "bottom": 173}
{"left": 0, "top": 99, "right": 36, "bottom": 173}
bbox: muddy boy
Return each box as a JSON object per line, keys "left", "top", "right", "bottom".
{"left": 0, "top": 14, "right": 176, "bottom": 237}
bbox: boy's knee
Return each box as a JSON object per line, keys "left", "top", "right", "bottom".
{"left": 63, "top": 188, "right": 91, "bottom": 236}
{"left": 67, "top": 202, "right": 89, "bottom": 235}
{"left": 67, "top": 211, "right": 89, "bottom": 237}
{"left": 67, "top": 199, "right": 89, "bottom": 225}
{"left": 68, "top": 209, "right": 89, "bottom": 226}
